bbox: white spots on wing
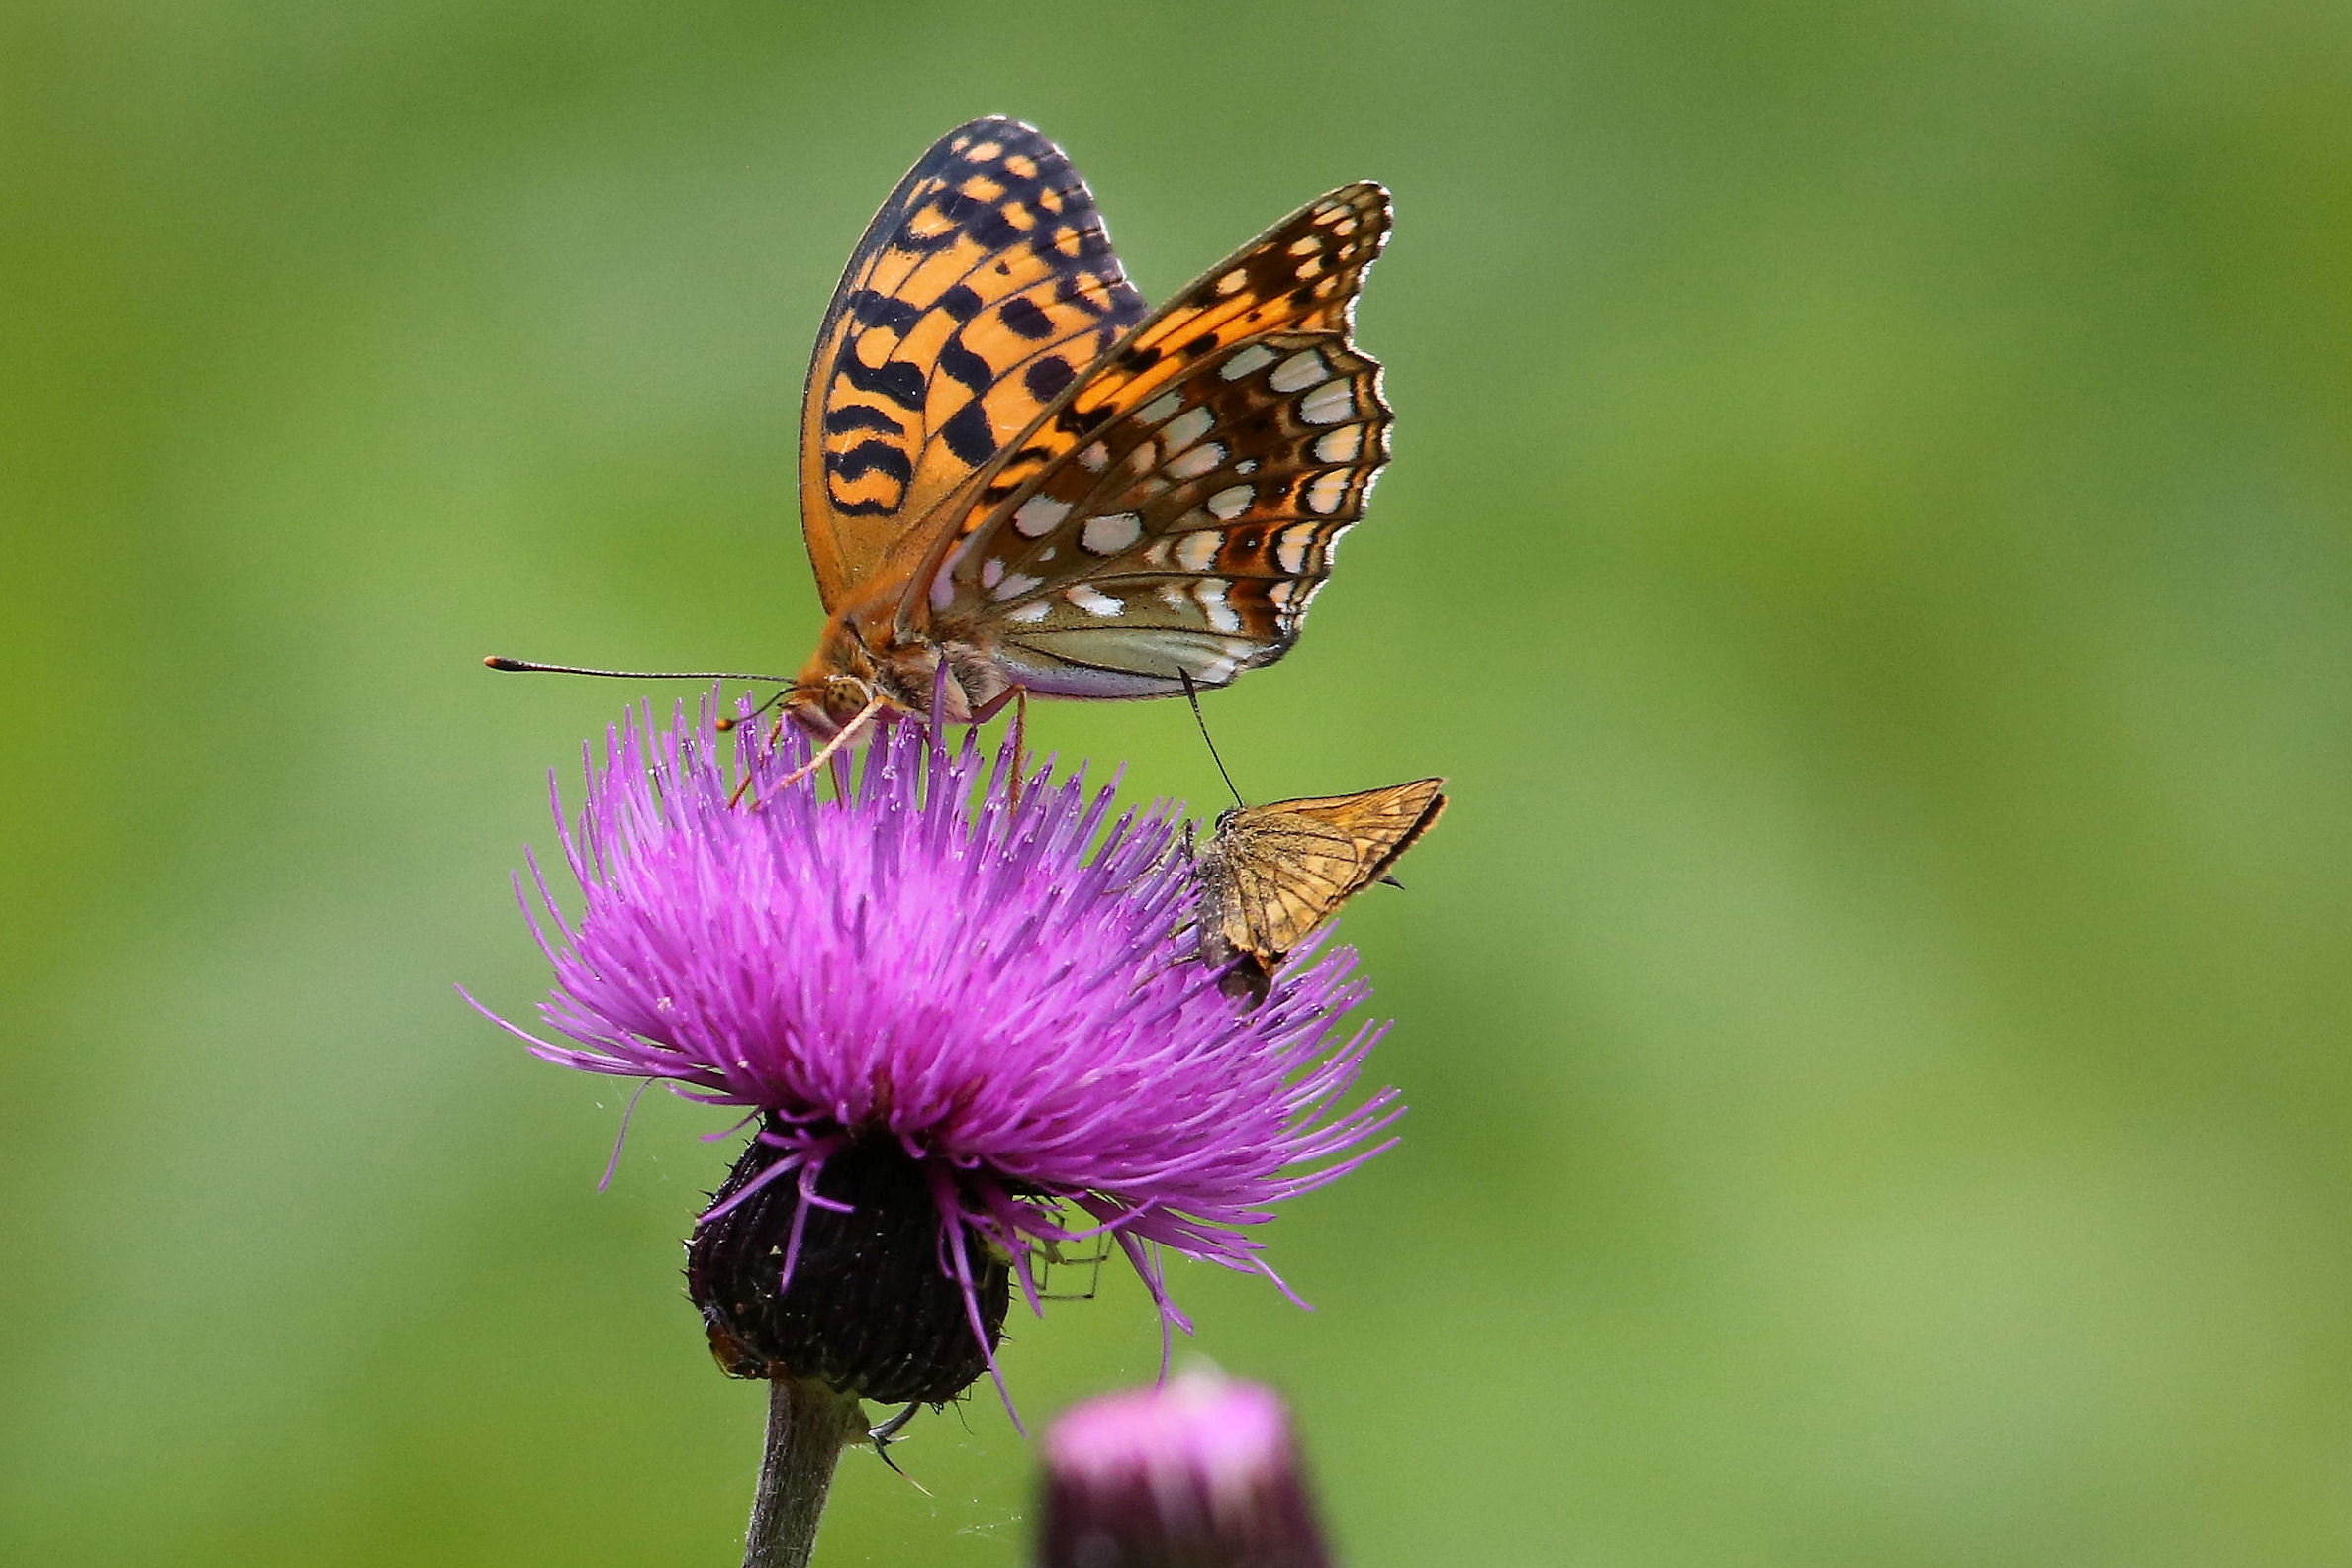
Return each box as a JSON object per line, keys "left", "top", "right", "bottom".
{"left": 1271, "top": 587, "right": 1312, "bottom": 633}
{"left": 1065, "top": 584, "right": 1124, "bottom": 617}
{"left": 1142, "top": 538, "right": 1172, "bottom": 567}
{"left": 1166, "top": 442, "right": 1224, "bottom": 481}
{"left": 1157, "top": 583, "right": 1189, "bottom": 611}
{"left": 991, "top": 571, "right": 1043, "bottom": 601}
{"left": 1206, "top": 484, "right": 1253, "bottom": 521}
{"left": 1216, "top": 269, "right": 1248, "bottom": 295}
{"left": 1313, "top": 425, "right": 1363, "bottom": 464}
{"left": 1081, "top": 511, "right": 1143, "bottom": 555}
{"left": 930, "top": 537, "right": 969, "bottom": 610}
{"left": 1268, "top": 579, "right": 1297, "bottom": 612}
{"left": 1220, "top": 343, "right": 1276, "bottom": 381}
{"left": 1235, "top": 458, "right": 1259, "bottom": 475}
{"left": 1161, "top": 407, "right": 1214, "bottom": 452}
{"left": 1138, "top": 391, "right": 1184, "bottom": 425}
{"left": 1124, "top": 441, "right": 1160, "bottom": 476}
{"left": 981, "top": 557, "right": 1005, "bottom": 591}
{"left": 1276, "top": 522, "right": 1320, "bottom": 575}
{"left": 1014, "top": 494, "right": 1071, "bottom": 538}
{"left": 1078, "top": 441, "right": 1110, "bottom": 472}
{"left": 1176, "top": 532, "right": 1220, "bottom": 572}
{"left": 1006, "top": 600, "right": 1052, "bottom": 624}
{"left": 1194, "top": 579, "right": 1242, "bottom": 634}
{"left": 1300, "top": 382, "right": 1355, "bottom": 424}
{"left": 1305, "top": 470, "right": 1352, "bottom": 515}
{"left": 1270, "top": 350, "right": 1325, "bottom": 393}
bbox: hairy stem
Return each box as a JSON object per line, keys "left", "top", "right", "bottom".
{"left": 743, "top": 1376, "right": 862, "bottom": 1568}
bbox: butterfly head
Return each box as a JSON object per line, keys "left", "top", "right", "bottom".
{"left": 781, "top": 619, "right": 875, "bottom": 739}
{"left": 786, "top": 600, "right": 903, "bottom": 728}
{"left": 798, "top": 600, "right": 1018, "bottom": 735}
{"left": 781, "top": 676, "right": 874, "bottom": 741}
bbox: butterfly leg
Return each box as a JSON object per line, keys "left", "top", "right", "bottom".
{"left": 964, "top": 684, "right": 1031, "bottom": 808}
{"left": 737, "top": 693, "right": 888, "bottom": 807}
{"left": 1009, "top": 687, "right": 1028, "bottom": 807}
{"left": 723, "top": 707, "right": 798, "bottom": 807}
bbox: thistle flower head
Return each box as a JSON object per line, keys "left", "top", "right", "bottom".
{"left": 476, "top": 694, "right": 1401, "bottom": 1406}
{"left": 1039, "top": 1369, "right": 1334, "bottom": 1568}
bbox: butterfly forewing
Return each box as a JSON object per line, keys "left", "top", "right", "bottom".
{"left": 1197, "top": 778, "right": 1446, "bottom": 999}
{"left": 800, "top": 117, "right": 1148, "bottom": 609}
{"left": 914, "top": 184, "right": 1393, "bottom": 696}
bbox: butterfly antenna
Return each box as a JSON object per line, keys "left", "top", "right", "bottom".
{"left": 715, "top": 685, "right": 796, "bottom": 735}
{"left": 1178, "top": 669, "right": 1247, "bottom": 808}
{"left": 484, "top": 656, "right": 796, "bottom": 683}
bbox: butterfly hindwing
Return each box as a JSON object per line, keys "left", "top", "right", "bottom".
{"left": 1196, "top": 778, "right": 1446, "bottom": 1000}
{"left": 913, "top": 184, "right": 1393, "bottom": 696}
{"left": 799, "top": 117, "right": 1148, "bottom": 610}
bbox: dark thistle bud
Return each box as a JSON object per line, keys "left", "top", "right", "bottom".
{"left": 1038, "top": 1371, "right": 1334, "bottom": 1568}
{"left": 687, "top": 1122, "right": 1012, "bottom": 1403}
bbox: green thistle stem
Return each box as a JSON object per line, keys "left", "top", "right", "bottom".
{"left": 743, "top": 1376, "right": 862, "bottom": 1568}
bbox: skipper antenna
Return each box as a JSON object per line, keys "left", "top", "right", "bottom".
{"left": 484, "top": 656, "right": 794, "bottom": 683}
{"left": 1177, "top": 670, "right": 1247, "bottom": 809}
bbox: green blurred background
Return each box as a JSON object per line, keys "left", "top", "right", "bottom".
{"left": 6, "top": 1, "right": 2349, "bottom": 1563}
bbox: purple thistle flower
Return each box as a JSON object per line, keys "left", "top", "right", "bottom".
{"left": 1038, "top": 1370, "right": 1334, "bottom": 1568}
{"left": 472, "top": 693, "right": 1402, "bottom": 1410}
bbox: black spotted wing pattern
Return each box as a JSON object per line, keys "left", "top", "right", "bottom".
{"left": 799, "top": 117, "right": 1148, "bottom": 609}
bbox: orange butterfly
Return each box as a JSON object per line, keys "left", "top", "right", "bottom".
{"left": 1191, "top": 778, "right": 1448, "bottom": 1004}
{"left": 780, "top": 116, "right": 1393, "bottom": 772}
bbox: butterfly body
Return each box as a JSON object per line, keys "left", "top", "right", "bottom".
{"left": 784, "top": 117, "right": 1393, "bottom": 744}
{"left": 790, "top": 598, "right": 1000, "bottom": 736}
{"left": 1192, "top": 778, "right": 1448, "bottom": 1003}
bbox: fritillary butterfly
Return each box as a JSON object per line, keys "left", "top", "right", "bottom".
{"left": 783, "top": 116, "right": 1394, "bottom": 761}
